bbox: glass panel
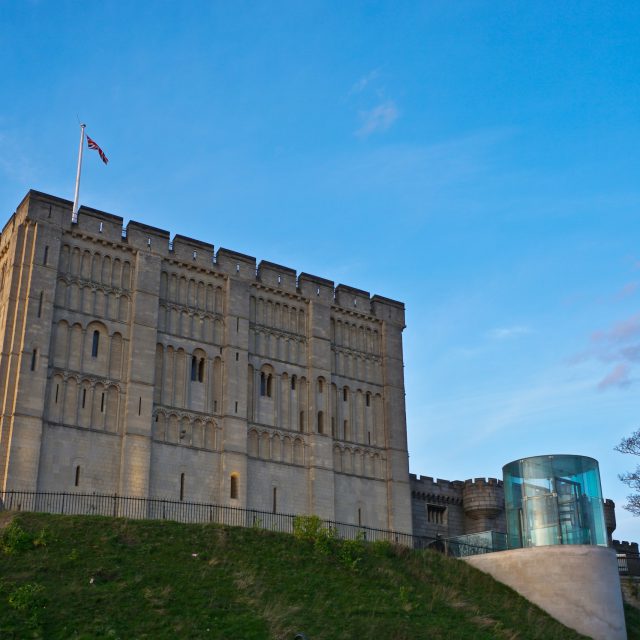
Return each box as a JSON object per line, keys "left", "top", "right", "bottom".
{"left": 502, "top": 455, "right": 607, "bottom": 548}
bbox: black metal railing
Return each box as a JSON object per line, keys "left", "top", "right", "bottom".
{"left": 0, "top": 489, "right": 503, "bottom": 557}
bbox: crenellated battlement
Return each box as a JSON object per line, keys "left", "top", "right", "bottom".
{"left": 463, "top": 477, "right": 503, "bottom": 488}
{"left": 410, "top": 473, "right": 464, "bottom": 490}
{"left": 16, "top": 190, "right": 404, "bottom": 317}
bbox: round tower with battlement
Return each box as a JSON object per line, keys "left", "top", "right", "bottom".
{"left": 462, "top": 478, "right": 506, "bottom": 534}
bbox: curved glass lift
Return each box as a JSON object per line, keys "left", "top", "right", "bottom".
{"left": 503, "top": 455, "right": 607, "bottom": 549}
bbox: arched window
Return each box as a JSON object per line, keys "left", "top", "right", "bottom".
{"left": 30, "top": 348, "right": 37, "bottom": 371}
{"left": 74, "top": 465, "right": 80, "bottom": 487}
{"left": 91, "top": 330, "right": 100, "bottom": 358}
{"left": 343, "top": 387, "right": 348, "bottom": 402}
{"left": 180, "top": 473, "right": 185, "bottom": 501}
{"left": 318, "top": 378, "right": 324, "bottom": 393}
{"left": 191, "top": 356, "right": 198, "bottom": 381}
{"left": 260, "top": 372, "right": 266, "bottom": 396}
{"left": 230, "top": 474, "right": 239, "bottom": 500}
{"left": 317, "top": 411, "right": 324, "bottom": 434}
{"left": 366, "top": 392, "right": 371, "bottom": 407}
{"left": 299, "top": 410, "right": 305, "bottom": 433}
{"left": 198, "top": 358, "right": 205, "bottom": 383}
{"left": 267, "top": 374, "right": 273, "bottom": 398}
{"left": 291, "top": 375, "right": 296, "bottom": 391}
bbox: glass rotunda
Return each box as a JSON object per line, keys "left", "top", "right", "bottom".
{"left": 503, "top": 455, "right": 607, "bottom": 549}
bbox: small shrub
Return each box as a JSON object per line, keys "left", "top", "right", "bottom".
{"left": 371, "top": 539, "right": 395, "bottom": 558}
{"left": 337, "top": 537, "right": 365, "bottom": 571}
{"left": 8, "top": 582, "right": 45, "bottom": 612}
{"left": 33, "top": 527, "right": 51, "bottom": 548}
{"left": 0, "top": 521, "right": 32, "bottom": 554}
{"left": 293, "top": 515, "right": 326, "bottom": 541}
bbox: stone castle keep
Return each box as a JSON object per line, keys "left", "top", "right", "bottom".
{"left": 0, "top": 190, "right": 620, "bottom": 543}
{"left": 0, "top": 190, "right": 412, "bottom": 534}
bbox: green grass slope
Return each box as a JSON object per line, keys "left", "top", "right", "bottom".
{"left": 0, "top": 512, "right": 591, "bottom": 639}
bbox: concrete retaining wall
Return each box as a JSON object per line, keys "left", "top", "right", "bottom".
{"left": 465, "top": 545, "right": 626, "bottom": 640}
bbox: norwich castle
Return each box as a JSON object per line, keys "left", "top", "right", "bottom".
{"left": 0, "top": 190, "right": 621, "bottom": 544}
{"left": 0, "top": 191, "right": 413, "bottom": 533}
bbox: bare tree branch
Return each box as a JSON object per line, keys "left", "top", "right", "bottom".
{"left": 616, "top": 428, "right": 640, "bottom": 515}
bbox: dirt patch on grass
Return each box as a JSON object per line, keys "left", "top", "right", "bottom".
{"left": 0, "top": 511, "right": 16, "bottom": 530}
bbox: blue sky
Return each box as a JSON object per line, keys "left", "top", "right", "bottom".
{"left": 2, "top": 2, "right": 640, "bottom": 540}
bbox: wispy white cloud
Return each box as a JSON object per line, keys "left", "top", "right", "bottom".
{"left": 488, "top": 325, "right": 531, "bottom": 340}
{"left": 598, "top": 363, "right": 631, "bottom": 390}
{"left": 349, "top": 69, "right": 380, "bottom": 95}
{"left": 355, "top": 101, "right": 399, "bottom": 137}
{"left": 570, "top": 312, "right": 640, "bottom": 391}
{"left": 614, "top": 282, "right": 638, "bottom": 301}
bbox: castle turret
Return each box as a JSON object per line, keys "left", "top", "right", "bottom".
{"left": 462, "top": 478, "right": 505, "bottom": 534}
{"left": 604, "top": 499, "right": 617, "bottom": 546}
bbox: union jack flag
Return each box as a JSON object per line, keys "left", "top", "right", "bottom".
{"left": 87, "top": 135, "right": 109, "bottom": 165}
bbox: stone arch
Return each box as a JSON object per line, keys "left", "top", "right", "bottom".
{"left": 333, "top": 445, "right": 342, "bottom": 471}
{"left": 214, "top": 318, "right": 223, "bottom": 344}
{"left": 206, "top": 284, "right": 214, "bottom": 312}
{"left": 78, "top": 378, "right": 93, "bottom": 427}
{"left": 192, "top": 419, "right": 204, "bottom": 448}
{"left": 197, "top": 281, "right": 205, "bottom": 310}
{"left": 92, "top": 381, "right": 106, "bottom": 429}
{"left": 81, "top": 250, "right": 92, "bottom": 280}
{"left": 167, "top": 413, "right": 179, "bottom": 443}
{"left": 111, "top": 258, "right": 122, "bottom": 289}
{"left": 174, "top": 348, "right": 187, "bottom": 407}
{"left": 91, "top": 253, "right": 102, "bottom": 283}
{"left": 118, "top": 295, "right": 130, "bottom": 323}
{"left": 248, "top": 428, "right": 259, "bottom": 457}
{"left": 178, "top": 276, "right": 187, "bottom": 305}
{"left": 68, "top": 323, "right": 83, "bottom": 371}
{"left": 63, "top": 376, "right": 78, "bottom": 424}
{"left": 293, "top": 437, "right": 304, "bottom": 465}
{"left": 105, "top": 385, "right": 119, "bottom": 432}
{"left": 70, "top": 247, "right": 81, "bottom": 276}
{"left": 53, "top": 320, "right": 69, "bottom": 368}
{"left": 153, "top": 411, "right": 166, "bottom": 441}
{"left": 101, "top": 255, "right": 112, "bottom": 286}
{"left": 109, "top": 332, "right": 123, "bottom": 380}
{"left": 68, "top": 282, "right": 80, "bottom": 311}
{"left": 180, "top": 416, "right": 191, "bottom": 445}
{"left": 54, "top": 277, "right": 67, "bottom": 307}
{"left": 259, "top": 431, "right": 270, "bottom": 459}
{"left": 84, "top": 321, "right": 108, "bottom": 375}
{"left": 121, "top": 261, "right": 131, "bottom": 290}
{"left": 59, "top": 244, "right": 70, "bottom": 273}
{"left": 154, "top": 344, "right": 164, "bottom": 403}
{"left": 283, "top": 435, "right": 293, "bottom": 463}
{"left": 205, "top": 420, "right": 216, "bottom": 450}
{"left": 169, "top": 273, "right": 178, "bottom": 302}
{"left": 160, "top": 271, "right": 168, "bottom": 300}
{"left": 212, "top": 356, "right": 222, "bottom": 412}
{"left": 81, "top": 284, "right": 94, "bottom": 315}
{"left": 48, "top": 373, "right": 65, "bottom": 421}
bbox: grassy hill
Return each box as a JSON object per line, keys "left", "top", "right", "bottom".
{"left": 0, "top": 511, "right": 601, "bottom": 639}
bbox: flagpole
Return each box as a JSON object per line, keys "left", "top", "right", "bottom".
{"left": 72, "top": 123, "right": 86, "bottom": 224}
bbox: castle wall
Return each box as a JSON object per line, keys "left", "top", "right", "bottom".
{"left": 334, "top": 473, "right": 389, "bottom": 530}
{"left": 410, "top": 474, "right": 506, "bottom": 540}
{"left": 0, "top": 191, "right": 412, "bottom": 534}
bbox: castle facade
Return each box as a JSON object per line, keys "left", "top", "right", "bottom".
{"left": 0, "top": 190, "right": 412, "bottom": 533}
